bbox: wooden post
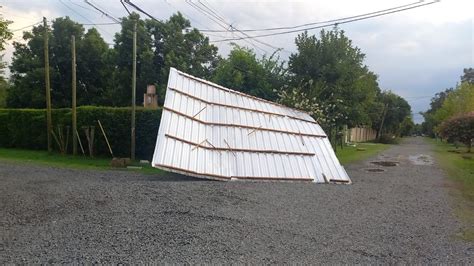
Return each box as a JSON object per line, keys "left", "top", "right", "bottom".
{"left": 71, "top": 35, "right": 77, "bottom": 155}
{"left": 97, "top": 120, "right": 114, "bottom": 157}
{"left": 131, "top": 20, "right": 137, "bottom": 160}
{"left": 43, "top": 17, "right": 53, "bottom": 153}
{"left": 377, "top": 104, "right": 388, "bottom": 140}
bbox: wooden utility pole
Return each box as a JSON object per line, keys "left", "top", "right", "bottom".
{"left": 377, "top": 103, "right": 388, "bottom": 140}
{"left": 131, "top": 20, "right": 137, "bottom": 160}
{"left": 43, "top": 17, "right": 53, "bottom": 153}
{"left": 71, "top": 35, "right": 77, "bottom": 155}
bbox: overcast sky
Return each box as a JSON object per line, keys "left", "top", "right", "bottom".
{"left": 2, "top": 0, "right": 473, "bottom": 123}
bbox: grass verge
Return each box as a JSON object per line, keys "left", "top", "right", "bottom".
{"left": 0, "top": 142, "right": 391, "bottom": 176}
{"left": 0, "top": 148, "right": 164, "bottom": 175}
{"left": 335, "top": 142, "right": 391, "bottom": 165}
{"left": 427, "top": 138, "right": 474, "bottom": 241}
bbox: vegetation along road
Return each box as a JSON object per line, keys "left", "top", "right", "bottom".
{"left": 0, "top": 137, "right": 472, "bottom": 263}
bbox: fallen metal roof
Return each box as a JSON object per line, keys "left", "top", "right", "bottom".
{"left": 152, "top": 68, "right": 351, "bottom": 183}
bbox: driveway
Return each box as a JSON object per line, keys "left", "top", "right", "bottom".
{"left": 0, "top": 137, "right": 472, "bottom": 263}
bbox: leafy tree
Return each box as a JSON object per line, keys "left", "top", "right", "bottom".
{"left": 422, "top": 69, "right": 474, "bottom": 137}
{"left": 8, "top": 24, "right": 49, "bottom": 108}
{"left": 8, "top": 17, "right": 112, "bottom": 108}
{"left": 0, "top": 14, "right": 13, "bottom": 106}
{"left": 461, "top": 68, "right": 474, "bottom": 84}
{"left": 213, "top": 45, "right": 285, "bottom": 101}
{"left": 0, "top": 15, "right": 13, "bottom": 52}
{"left": 399, "top": 116, "right": 415, "bottom": 137}
{"left": 111, "top": 12, "right": 219, "bottom": 106}
{"left": 288, "top": 29, "right": 380, "bottom": 128}
{"left": 421, "top": 88, "right": 453, "bottom": 137}
{"left": 433, "top": 82, "right": 474, "bottom": 123}
{"left": 375, "top": 90, "right": 411, "bottom": 137}
{"left": 276, "top": 80, "right": 346, "bottom": 130}
{"left": 49, "top": 17, "right": 84, "bottom": 107}
{"left": 148, "top": 13, "right": 219, "bottom": 103}
{"left": 0, "top": 81, "right": 7, "bottom": 107}
{"left": 109, "top": 13, "right": 154, "bottom": 106}
{"left": 438, "top": 112, "right": 474, "bottom": 152}
{"left": 77, "top": 28, "right": 112, "bottom": 106}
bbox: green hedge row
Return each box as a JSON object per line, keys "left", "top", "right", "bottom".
{"left": 0, "top": 106, "right": 162, "bottom": 160}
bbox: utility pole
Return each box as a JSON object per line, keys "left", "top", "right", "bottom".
{"left": 71, "top": 35, "right": 77, "bottom": 155}
{"left": 377, "top": 103, "right": 388, "bottom": 140}
{"left": 131, "top": 20, "right": 137, "bottom": 160}
{"left": 43, "top": 17, "right": 52, "bottom": 153}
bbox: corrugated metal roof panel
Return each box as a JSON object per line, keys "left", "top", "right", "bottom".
{"left": 152, "top": 68, "right": 351, "bottom": 183}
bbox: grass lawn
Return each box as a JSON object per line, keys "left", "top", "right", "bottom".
{"left": 0, "top": 142, "right": 391, "bottom": 176}
{"left": 335, "top": 142, "right": 391, "bottom": 165}
{"left": 427, "top": 138, "right": 474, "bottom": 241}
{"left": 0, "top": 148, "right": 164, "bottom": 175}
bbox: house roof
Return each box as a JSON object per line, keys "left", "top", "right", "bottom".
{"left": 152, "top": 68, "right": 350, "bottom": 183}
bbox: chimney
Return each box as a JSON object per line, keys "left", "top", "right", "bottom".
{"left": 143, "top": 85, "right": 158, "bottom": 109}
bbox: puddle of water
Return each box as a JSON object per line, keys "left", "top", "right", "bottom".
{"left": 371, "top": 161, "right": 399, "bottom": 167}
{"left": 408, "top": 154, "right": 434, "bottom": 165}
{"left": 365, "top": 168, "right": 386, "bottom": 173}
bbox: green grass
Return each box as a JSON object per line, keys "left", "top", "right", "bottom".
{"left": 335, "top": 142, "right": 391, "bottom": 165}
{"left": 0, "top": 148, "right": 164, "bottom": 175}
{"left": 427, "top": 138, "right": 474, "bottom": 241}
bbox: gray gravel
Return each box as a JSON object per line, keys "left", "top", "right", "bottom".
{"left": 1, "top": 137, "right": 472, "bottom": 263}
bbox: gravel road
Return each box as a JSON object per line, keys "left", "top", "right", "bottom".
{"left": 1, "top": 137, "right": 472, "bottom": 263}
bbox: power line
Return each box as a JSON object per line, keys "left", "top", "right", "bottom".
{"left": 82, "top": 22, "right": 120, "bottom": 26}
{"left": 57, "top": 0, "right": 114, "bottom": 38}
{"left": 199, "top": 0, "right": 227, "bottom": 24}
{"left": 201, "top": 0, "right": 424, "bottom": 33}
{"left": 11, "top": 21, "right": 42, "bottom": 32}
{"left": 162, "top": 0, "right": 233, "bottom": 53}
{"left": 120, "top": 0, "right": 132, "bottom": 16}
{"left": 198, "top": 0, "right": 282, "bottom": 51}
{"left": 186, "top": 0, "right": 229, "bottom": 30}
{"left": 84, "top": 0, "right": 121, "bottom": 23}
{"left": 163, "top": 0, "right": 229, "bottom": 39}
{"left": 211, "top": 0, "right": 439, "bottom": 42}
{"left": 186, "top": 0, "right": 265, "bottom": 53}
{"left": 124, "top": 0, "right": 161, "bottom": 23}
{"left": 186, "top": 0, "right": 273, "bottom": 54}
{"left": 125, "top": 0, "right": 260, "bottom": 51}
{"left": 68, "top": 0, "right": 95, "bottom": 12}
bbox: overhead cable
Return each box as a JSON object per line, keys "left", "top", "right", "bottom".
{"left": 211, "top": 0, "right": 439, "bottom": 42}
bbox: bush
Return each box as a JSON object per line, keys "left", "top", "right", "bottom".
{"left": 438, "top": 112, "right": 474, "bottom": 152}
{"left": 0, "top": 106, "right": 162, "bottom": 159}
{"left": 377, "top": 134, "right": 399, "bottom": 144}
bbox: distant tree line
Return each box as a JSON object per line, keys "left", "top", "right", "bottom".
{"left": 1, "top": 12, "right": 413, "bottom": 137}
{"left": 421, "top": 69, "right": 474, "bottom": 151}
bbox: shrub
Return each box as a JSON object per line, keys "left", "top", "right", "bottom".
{"left": 377, "top": 134, "right": 399, "bottom": 144}
{"left": 0, "top": 107, "right": 162, "bottom": 159}
{"left": 438, "top": 112, "right": 474, "bottom": 153}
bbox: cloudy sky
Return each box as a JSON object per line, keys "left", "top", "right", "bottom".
{"left": 2, "top": 0, "right": 473, "bottom": 123}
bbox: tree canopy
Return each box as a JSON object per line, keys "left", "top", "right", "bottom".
{"left": 212, "top": 45, "right": 285, "bottom": 101}
{"left": 4, "top": 15, "right": 415, "bottom": 138}
{"left": 286, "top": 29, "right": 382, "bottom": 129}
{"left": 422, "top": 80, "right": 474, "bottom": 137}
{"left": 7, "top": 13, "right": 219, "bottom": 107}
{"left": 0, "top": 14, "right": 13, "bottom": 107}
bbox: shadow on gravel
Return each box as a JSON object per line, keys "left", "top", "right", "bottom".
{"left": 145, "top": 171, "right": 209, "bottom": 182}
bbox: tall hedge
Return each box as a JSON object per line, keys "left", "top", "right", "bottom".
{"left": 0, "top": 106, "right": 162, "bottom": 160}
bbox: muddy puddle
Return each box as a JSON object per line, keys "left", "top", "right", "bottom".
{"left": 365, "top": 168, "right": 386, "bottom": 173}
{"left": 370, "top": 161, "right": 399, "bottom": 167}
{"left": 408, "top": 154, "right": 434, "bottom": 165}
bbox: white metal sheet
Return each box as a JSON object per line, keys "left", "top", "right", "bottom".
{"left": 152, "top": 68, "right": 351, "bottom": 183}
